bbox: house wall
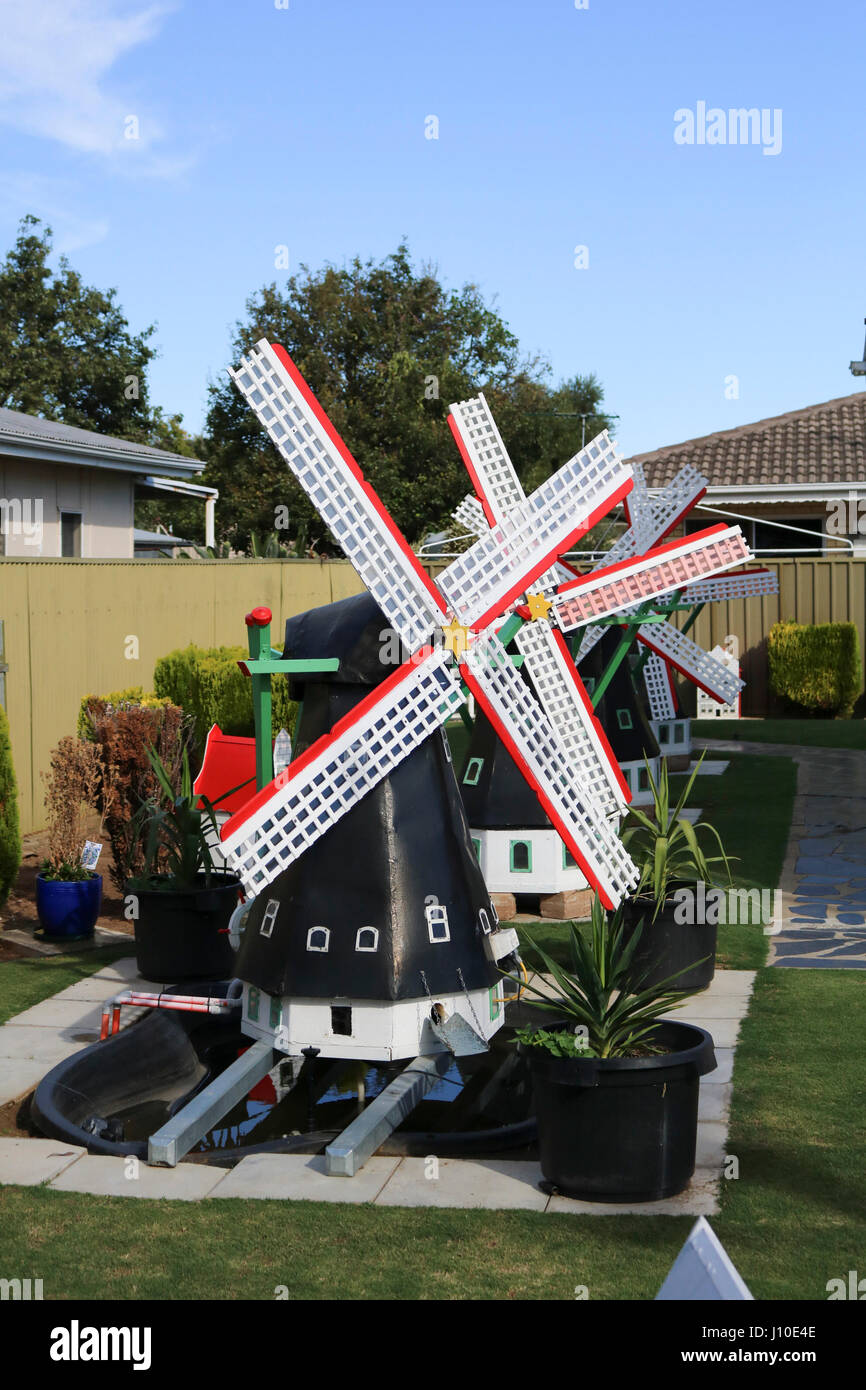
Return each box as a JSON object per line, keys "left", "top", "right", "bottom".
{"left": 0, "top": 454, "right": 134, "bottom": 558}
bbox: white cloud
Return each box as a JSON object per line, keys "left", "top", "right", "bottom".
{"left": 0, "top": 172, "right": 109, "bottom": 251}
{"left": 0, "top": 0, "right": 184, "bottom": 172}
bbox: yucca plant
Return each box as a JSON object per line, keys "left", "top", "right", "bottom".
{"left": 509, "top": 896, "right": 703, "bottom": 1059}
{"left": 622, "top": 752, "right": 733, "bottom": 921}
{"left": 126, "top": 746, "right": 226, "bottom": 892}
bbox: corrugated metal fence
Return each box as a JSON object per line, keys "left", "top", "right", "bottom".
{"left": 2, "top": 556, "right": 864, "bottom": 832}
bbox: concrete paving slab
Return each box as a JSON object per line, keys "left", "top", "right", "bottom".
{"left": 0, "top": 1027, "right": 86, "bottom": 1063}
{"left": 684, "top": 1018, "right": 741, "bottom": 1047}
{"left": 701, "top": 970, "right": 756, "bottom": 994}
{"left": 688, "top": 760, "right": 729, "bottom": 775}
{"left": 545, "top": 1166, "right": 719, "bottom": 1216}
{"left": 695, "top": 1121, "right": 728, "bottom": 1169}
{"left": 673, "top": 995, "right": 754, "bottom": 1018}
{"left": 0, "top": 1059, "right": 49, "bottom": 1105}
{"left": 5, "top": 999, "right": 107, "bottom": 1030}
{"left": 212, "top": 1152, "right": 400, "bottom": 1203}
{"left": 50, "top": 1154, "right": 227, "bottom": 1200}
{"left": 0, "top": 1137, "right": 84, "bottom": 1186}
{"left": 375, "top": 1157, "right": 548, "bottom": 1210}
{"left": 704, "top": 1047, "right": 734, "bottom": 1083}
{"left": 698, "top": 1081, "right": 732, "bottom": 1123}
{"left": 49, "top": 976, "right": 134, "bottom": 1004}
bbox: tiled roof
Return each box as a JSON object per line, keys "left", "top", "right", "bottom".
{"left": 627, "top": 391, "right": 866, "bottom": 489}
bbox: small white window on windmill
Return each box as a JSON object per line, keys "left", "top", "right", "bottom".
{"left": 306, "top": 926, "right": 330, "bottom": 952}
{"left": 479, "top": 909, "right": 492, "bottom": 935}
{"left": 355, "top": 926, "right": 379, "bottom": 952}
{"left": 425, "top": 904, "right": 450, "bottom": 943}
{"left": 260, "top": 899, "right": 280, "bottom": 938}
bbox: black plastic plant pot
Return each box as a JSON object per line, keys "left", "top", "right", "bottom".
{"left": 130, "top": 873, "right": 241, "bottom": 984}
{"left": 527, "top": 1020, "right": 716, "bottom": 1202}
{"left": 621, "top": 881, "right": 717, "bottom": 992}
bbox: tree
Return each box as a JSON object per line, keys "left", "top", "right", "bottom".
{"left": 0, "top": 215, "right": 189, "bottom": 451}
{"left": 203, "top": 243, "right": 614, "bottom": 551}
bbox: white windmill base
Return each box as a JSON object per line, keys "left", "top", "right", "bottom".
{"left": 650, "top": 718, "right": 692, "bottom": 771}
{"left": 239, "top": 978, "right": 507, "bottom": 1062}
{"left": 620, "top": 756, "right": 663, "bottom": 807}
{"left": 472, "top": 827, "right": 591, "bottom": 897}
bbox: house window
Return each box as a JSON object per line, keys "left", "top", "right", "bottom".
{"left": 306, "top": 926, "right": 330, "bottom": 952}
{"left": 638, "top": 767, "right": 650, "bottom": 792}
{"left": 563, "top": 844, "right": 578, "bottom": 869}
{"left": 657, "top": 722, "right": 671, "bottom": 745}
{"left": 331, "top": 1005, "right": 352, "bottom": 1036}
{"left": 479, "top": 909, "right": 492, "bottom": 935}
{"left": 510, "top": 839, "right": 532, "bottom": 872}
{"left": 616, "top": 708, "right": 633, "bottom": 731}
{"left": 260, "top": 899, "right": 280, "bottom": 938}
{"left": 471, "top": 837, "right": 481, "bottom": 861}
{"left": 425, "top": 904, "right": 450, "bottom": 943}
{"left": 463, "top": 756, "right": 484, "bottom": 786}
{"left": 355, "top": 926, "right": 379, "bottom": 952}
{"left": 60, "top": 512, "right": 82, "bottom": 558}
{"left": 674, "top": 723, "right": 685, "bottom": 744}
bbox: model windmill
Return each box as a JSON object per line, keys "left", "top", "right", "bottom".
{"left": 445, "top": 392, "right": 771, "bottom": 901}
{"left": 215, "top": 338, "right": 648, "bottom": 1080}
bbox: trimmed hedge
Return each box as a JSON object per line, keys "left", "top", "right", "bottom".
{"left": 77, "top": 688, "right": 173, "bottom": 740}
{"left": 767, "top": 619, "right": 863, "bottom": 717}
{"left": 0, "top": 702, "right": 21, "bottom": 911}
{"left": 153, "top": 644, "right": 297, "bottom": 744}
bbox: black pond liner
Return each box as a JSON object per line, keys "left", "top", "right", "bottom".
{"left": 526, "top": 1020, "right": 716, "bottom": 1203}
{"left": 30, "top": 983, "right": 538, "bottom": 1163}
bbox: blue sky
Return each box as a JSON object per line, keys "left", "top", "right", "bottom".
{"left": 0, "top": 0, "right": 863, "bottom": 457}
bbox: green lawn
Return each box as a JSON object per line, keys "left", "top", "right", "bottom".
{"left": 0, "top": 944, "right": 131, "bottom": 1026}
{"left": 0, "top": 966, "right": 859, "bottom": 1300}
{"left": 695, "top": 717, "right": 866, "bottom": 749}
{"left": 517, "top": 752, "right": 795, "bottom": 972}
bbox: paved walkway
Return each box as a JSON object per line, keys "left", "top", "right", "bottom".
{"left": 697, "top": 738, "right": 866, "bottom": 970}
{"left": 0, "top": 963, "right": 756, "bottom": 1213}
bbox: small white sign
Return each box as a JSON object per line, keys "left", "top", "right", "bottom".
{"left": 81, "top": 841, "right": 103, "bottom": 871}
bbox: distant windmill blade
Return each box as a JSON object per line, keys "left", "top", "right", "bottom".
{"left": 452, "top": 493, "right": 487, "bottom": 536}
{"left": 574, "top": 462, "right": 709, "bottom": 662}
{"left": 460, "top": 634, "right": 639, "bottom": 909}
{"left": 229, "top": 339, "right": 447, "bottom": 654}
{"left": 220, "top": 647, "right": 463, "bottom": 895}
{"left": 438, "top": 431, "right": 633, "bottom": 630}
{"left": 554, "top": 525, "right": 752, "bottom": 631}
{"left": 676, "top": 567, "right": 779, "bottom": 605}
{"left": 514, "top": 619, "right": 631, "bottom": 819}
{"left": 643, "top": 651, "right": 678, "bottom": 722}
{"left": 635, "top": 621, "right": 744, "bottom": 706}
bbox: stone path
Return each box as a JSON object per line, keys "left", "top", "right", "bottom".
{"left": 0, "top": 963, "right": 756, "bottom": 1213}
{"left": 697, "top": 738, "right": 866, "bottom": 970}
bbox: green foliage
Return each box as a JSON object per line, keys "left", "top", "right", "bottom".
{"left": 506, "top": 896, "right": 700, "bottom": 1059}
{"left": 0, "top": 216, "right": 194, "bottom": 450}
{"left": 127, "top": 746, "right": 227, "bottom": 892}
{"left": 622, "top": 754, "right": 733, "bottom": 918}
{"left": 0, "top": 703, "right": 21, "bottom": 912}
{"left": 768, "top": 619, "right": 863, "bottom": 717}
{"left": 77, "top": 688, "right": 171, "bottom": 739}
{"left": 153, "top": 644, "right": 297, "bottom": 744}
{"left": 202, "top": 242, "right": 614, "bottom": 550}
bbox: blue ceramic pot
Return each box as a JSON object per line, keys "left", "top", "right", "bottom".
{"left": 36, "top": 873, "right": 102, "bottom": 939}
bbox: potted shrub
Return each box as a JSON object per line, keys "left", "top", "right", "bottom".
{"left": 513, "top": 898, "right": 715, "bottom": 1202}
{"left": 37, "top": 737, "right": 109, "bottom": 940}
{"left": 125, "top": 746, "right": 240, "bottom": 982}
{"left": 620, "top": 753, "right": 733, "bottom": 992}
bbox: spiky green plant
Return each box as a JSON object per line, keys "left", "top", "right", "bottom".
{"left": 509, "top": 896, "right": 705, "bottom": 1059}
{"left": 622, "top": 752, "right": 733, "bottom": 920}
{"left": 126, "top": 746, "right": 228, "bottom": 892}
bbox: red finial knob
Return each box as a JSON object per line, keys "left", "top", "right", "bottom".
{"left": 245, "top": 606, "right": 272, "bottom": 627}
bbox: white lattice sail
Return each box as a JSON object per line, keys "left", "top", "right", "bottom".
{"left": 220, "top": 648, "right": 463, "bottom": 895}
{"left": 461, "top": 634, "right": 640, "bottom": 908}
{"left": 635, "top": 622, "right": 744, "bottom": 706}
{"left": 554, "top": 526, "right": 751, "bottom": 631}
{"left": 452, "top": 493, "right": 487, "bottom": 536}
{"left": 676, "top": 568, "right": 779, "bottom": 606}
{"left": 643, "top": 651, "right": 678, "bottom": 722}
{"left": 514, "top": 620, "right": 631, "bottom": 819}
{"left": 229, "top": 340, "right": 447, "bottom": 655}
{"left": 438, "top": 432, "right": 633, "bottom": 630}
